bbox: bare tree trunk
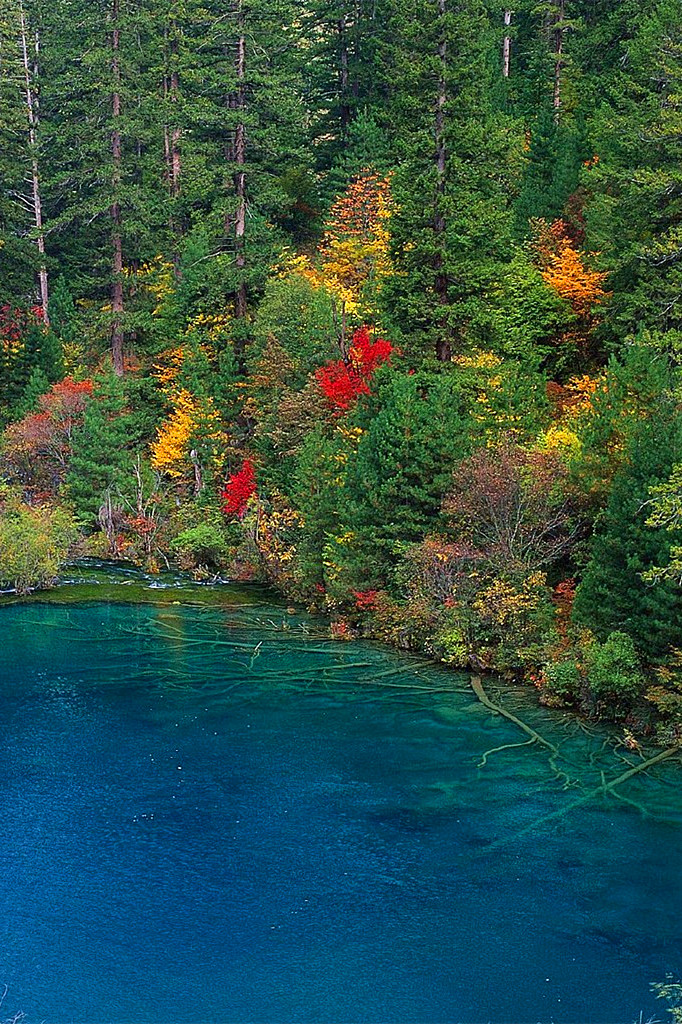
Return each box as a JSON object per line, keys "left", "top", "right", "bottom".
{"left": 167, "top": 16, "right": 181, "bottom": 200}
{"left": 553, "top": 0, "right": 565, "bottom": 121}
{"left": 233, "top": 1, "right": 247, "bottom": 319}
{"left": 338, "top": 14, "right": 351, "bottom": 137}
{"left": 163, "top": 27, "right": 172, "bottom": 186}
{"left": 190, "top": 448, "right": 203, "bottom": 496}
{"left": 352, "top": 0, "right": 360, "bottom": 104}
{"left": 434, "top": 0, "right": 450, "bottom": 363}
{"left": 502, "top": 9, "right": 512, "bottom": 78}
{"left": 110, "top": 0, "right": 124, "bottom": 375}
{"left": 170, "top": 68, "right": 181, "bottom": 198}
{"left": 18, "top": 0, "right": 49, "bottom": 322}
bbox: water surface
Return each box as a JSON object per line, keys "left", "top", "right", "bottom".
{"left": 1, "top": 583, "right": 680, "bottom": 1023}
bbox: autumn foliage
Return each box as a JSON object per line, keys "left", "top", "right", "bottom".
{"left": 222, "top": 459, "right": 257, "bottom": 518}
{"left": 532, "top": 219, "right": 609, "bottom": 317}
{"left": 315, "top": 326, "right": 393, "bottom": 411}
{"left": 150, "top": 380, "right": 227, "bottom": 483}
{"left": 0, "top": 304, "right": 45, "bottom": 353}
{"left": 282, "top": 171, "right": 393, "bottom": 316}
{"left": 444, "top": 441, "right": 576, "bottom": 572}
{"left": 2, "top": 377, "right": 93, "bottom": 488}
{"left": 151, "top": 390, "right": 197, "bottom": 478}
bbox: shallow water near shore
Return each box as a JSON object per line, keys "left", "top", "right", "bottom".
{"left": 1, "top": 573, "right": 681, "bottom": 1023}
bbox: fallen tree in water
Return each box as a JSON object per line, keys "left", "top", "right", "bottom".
{"left": 470, "top": 674, "right": 682, "bottom": 849}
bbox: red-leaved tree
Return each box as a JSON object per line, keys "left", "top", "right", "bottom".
{"left": 0, "top": 304, "right": 45, "bottom": 351}
{"left": 2, "top": 377, "right": 93, "bottom": 490}
{"left": 316, "top": 326, "right": 393, "bottom": 412}
{"left": 222, "top": 459, "right": 257, "bottom": 518}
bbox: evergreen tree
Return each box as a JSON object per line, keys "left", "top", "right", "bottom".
{"left": 178, "top": 0, "right": 310, "bottom": 331}
{"left": 585, "top": 0, "right": 682, "bottom": 346}
{"left": 384, "top": 0, "right": 517, "bottom": 361}
{"left": 0, "top": 0, "right": 46, "bottom": 303}
{"left": 337, "top": 368, "right": 471, "bottom": 588}
{"left": 14, "top": 364, "right": 49, "bottom": 416}
{"left": 67, "top": 368, "right": 138, "bottom": 522}
{"left": 290, "top": 425, "right": 344, "bottom": 591}
{"left": 301, "top": 0, "right": 397, "bottom": 171}
{"left": 48, "top": 275, "right": 78, "bottom": 350}
{"left": 574, "top": 391, "right": 682, "bottom": 657}
{"left": 39, "top": 0, "right": 163, "bottom": 370}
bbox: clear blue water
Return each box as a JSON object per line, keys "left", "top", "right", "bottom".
{"left": 1, "top": 587, "right": 681, "bottom": 1023}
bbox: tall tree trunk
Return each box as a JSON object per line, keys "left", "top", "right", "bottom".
{"left": 163, "top": 27, "right": 172, "bottom": 187}
{"left": 18, "top": 0, "right": 49, "bottom": 322}
{"left": 352, "top": 0, "right": 360, "bottom": 104}
{"left": 338, "top": 13, "right": 351, "bottom": 137}
{"left": 164, "top": 16, "right": 182, "bottom": 277}
{"left": 232, "top": 0, "right": 247, "bottom": 320}
{"left": 167, "top": 15, "right": 181, "bottom": 200}
{"left": 434, "top": 0, "right": 450, "bottom": 363}
{"left": 502, "top": 9, "right": 512, "bottom": 78}
{"left": 553, "top": 0, "right": 565, "bottom": 121}
{"left": 170, "top": 64, "right": 181, "bottom": 198}
{"left": 110, "top": 0, "right": 124, "bottom": 375}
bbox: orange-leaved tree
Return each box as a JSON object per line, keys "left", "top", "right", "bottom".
{"left": 532, "top": 218, "right": 609, "bottom": 318}
{"left": 2, "top": 377, "right": 93, "bottom": 492}
{"left": 151, "top": 385, "right": 227, "bottom": 491}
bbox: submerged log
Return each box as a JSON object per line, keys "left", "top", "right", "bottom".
{"left": 471, "top": 675, "right": 559, "bottom": 756}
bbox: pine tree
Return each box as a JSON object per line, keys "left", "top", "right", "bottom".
{"left": 584, "top": 0, "right": 682, "bottom": 345}
{"left": 290, "top": 425, "right": 344, "bottom": 591}
{"left": 67, "top": 368, "right": 138, "bottom": 522}
{"left": 574, "top": 392, "right": 682, "bottom": 657}
{"left": 173, "top": 0, "right": 309, "bottom": 333}
{"left": 0, "top": 0, "right": 47, "bottom": 304}
{"left": 301, "top": 0, "right": 396, "bottom": 171}
{"left": 39, "top": 0, "right": 165, "bottom": 369}
{"left": 384, "top": 0, "right": 517, "bottom": 362}
{"left": 338, "top": 368, "right": 471, "bottom": 587}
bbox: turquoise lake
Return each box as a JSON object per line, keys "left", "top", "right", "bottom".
{"left": 1, "top": 571, "right": 681, "bottom": 1022}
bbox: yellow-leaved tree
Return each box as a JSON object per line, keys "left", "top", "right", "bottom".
{"left": 280, "top": 170, "right": 393, "bottom": 320}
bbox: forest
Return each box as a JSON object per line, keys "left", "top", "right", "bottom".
{"left": 1, "top": 0, "right": 682, "bottom": 739}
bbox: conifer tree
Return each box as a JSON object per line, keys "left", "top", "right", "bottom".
{"left": 173, "top": 0, "right": 309, "bottom": 331}
{"left": 38, "top": 0, "right": 170, "bottom": 369}
{"left": 385, "top": 0, "right": 516, "bottom": 361}
{"left": 585, "top": 0, "right": 682, "bottom": 345}
{"left": 0, "top": 0, "right": 47, "bottom": 303}
{"left": 574, "top": 393, "right": 682, "bottom": 656}
{"left": 67, "top": 368, "right": 138, "bottom": 521}
{"left": 301, "top": 0, "right": 394, "bottom": 168}
{"left": 338, "top": 369, "right": 471, "bottom": 587}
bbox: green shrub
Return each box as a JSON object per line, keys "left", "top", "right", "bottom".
{"left": 0, "top": 498, "right": 77, "bottom": 593}
{"left": 171, "top": 522, "right": 229, "bottom": 569}
{"left": 585, "top": 631, "right": 646, "bottom": 717}
{"left": 542, "top": 658, "right": 582, "bottom": 706}
{"left": 432, "top": 620, "right": 469, "bottom": 666}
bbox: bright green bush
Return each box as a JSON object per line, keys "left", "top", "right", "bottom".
{"left": 541, "top": 658, "right": 582, "bottom": 706}
{"left": 431, "top": 621, "right": 469, "bottom": 666}
{"left": 171, "top": 522, "right": 229, "bottom": 570}
{"left": 0, "top": 498, "right": 77, "bottom": 593}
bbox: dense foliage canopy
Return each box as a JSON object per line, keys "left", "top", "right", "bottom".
{"left": 2, "top": 0, "right": 682, "bottom": 736}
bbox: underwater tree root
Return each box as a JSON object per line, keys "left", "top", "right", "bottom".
{"left": 477, "top": 737, "right": 535, "bottom": 768}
